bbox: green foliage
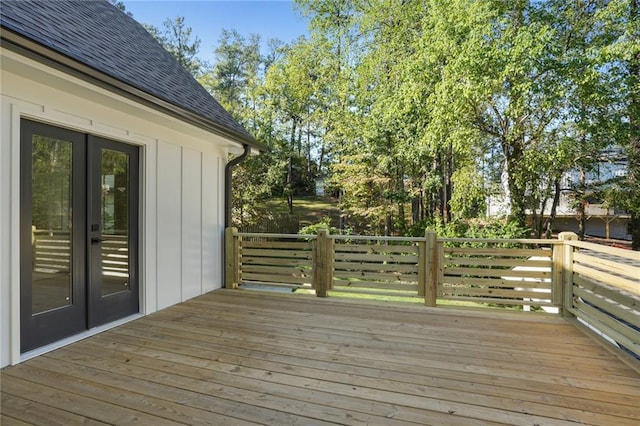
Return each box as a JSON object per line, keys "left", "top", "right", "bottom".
{"left": 142, "top": 1, "right": 638, "bottom": 245}
{"left": 144, "top": 17, "right": 203, "bottom": 76}
{"left": 422, "top": 217, "right": 530, "bottom": 242}
{"left": 299, "top": 216, "right": 340, "bottom": 235}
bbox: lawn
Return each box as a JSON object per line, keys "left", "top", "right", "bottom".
{"left": 259, "top": 195, "right": 341, "bottom": 227}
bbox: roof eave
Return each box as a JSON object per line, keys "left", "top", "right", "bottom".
{"left": 0, "top": 28, "right": 268, "bottom": 152}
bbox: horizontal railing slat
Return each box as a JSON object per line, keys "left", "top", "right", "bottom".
{"left": 573, "top": 264, "right": 640, "bottom": 296}
{"left": 439, "top": 295, "right": 555, "bottom": 306}
{"left": 241, "top": 272, "right": 312, "bottom": 285}
{"left": 445, "top": 267, "right": 551, "bottom": 279}
{"left": 572, "top": 301, "right": 640, "bottom": 356}
{"left": 573, "top": 275, "right": 639, "bottom": 309}
{"left": 333, "top": 270, "right": 418, "bottom": 282}
{"left": 573, "top": 286, "right": 640, "bottom": 331}
{"left": 241, "top": 248, "right": 313, "bottom": 259}
{"left": 334, "top": 243, "right": 419, "bottom": 254}
{"left": 444, "top": 247, "right": 551, "bottom": 257}
{"left": 573, "top": 252, "right": 640, "bottom": 280}
{"left": 441, "top": 287, "right": 552, "bottom": 300}
{"left": 566, "top": 240, "right": 640, "bottom": 261}
{"left": 334, "top": 252, "right": 418, "bottom": 263}
{"left": 242, "top": 241, "right": 312, "bottom": 250}
{"left": 242, "top": 256, "right": 312, "bottom": 267}
{"left": 443, "top": 276, "right": 552, "bottom": 289}
{"left": 445, "top": 257, "right": 552, "bottom": 268}
{"left": 333, "top": 261, "right": 418, "bottom": 273}
{"left": 333, "top": 280, "right": 419, "bottom": 291}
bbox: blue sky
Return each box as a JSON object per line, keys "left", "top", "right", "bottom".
{"left": 123, "top": 1, "right": 310, "bottom": 63}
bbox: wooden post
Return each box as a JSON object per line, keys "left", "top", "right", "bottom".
{"left": 418, "top": 238, "right": 426, "bottom": 297}
{"left": 425, "top": 231, "right": 438, "bottom": 307}
{"left": 224, "top": 227, "right": 241, "bottom": 289}
{"left": 313, "top": 229, "right": 332, "bottom": 297}
{"left": 559, "top": 232, "right": 578, "bottom": 316}
{"left": 551, "top": 238, "right": 564, "bottom": 309}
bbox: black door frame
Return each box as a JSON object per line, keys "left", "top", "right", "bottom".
{"left": 20, "top": 118, "right": 139, "bottom": 352}
{"left": 87, "top": 135, "right": 139, "bottom": 328}
{"left": 20, "top": 119, "right": 87, "bottom": 352}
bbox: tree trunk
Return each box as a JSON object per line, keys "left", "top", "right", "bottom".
{"left": 443, "top": 144, "right": 453, "bottom": 223}
{"left": 576, "top": 168, "right": 586, "bottom": 240}
{"left": 504, "top": 136, "right": 527, "bottom": 228}
{"left": 545, "top": 176, "right": 561, "bottom": 239}
{"left": 287, "top": 120, "right": 297, "bottom": 214}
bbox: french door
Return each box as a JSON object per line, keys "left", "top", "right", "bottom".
{"left": 20, "top": 119, "right": 139, "bottom": 352}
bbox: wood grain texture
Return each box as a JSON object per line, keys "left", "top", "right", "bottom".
{"left": 2, "top": 289, "right": 639, "bottom": 425}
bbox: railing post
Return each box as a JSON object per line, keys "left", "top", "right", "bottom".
{"left": 313, "top": 229, "right": 332, "bottom": 297}
{"left": 418, "top": 237, "right": 426, "bottom": 298}
{"left": 424, "top": 230, "right": 438, "bottom": 307}
{"left": 552, "top": 237, "right": 564, "bottom": 310}
{"left": 558, "top": 232, "right": 578, "bottom": 317}
{"left": 224, "top": 227, "right": 241, "bottom": 289}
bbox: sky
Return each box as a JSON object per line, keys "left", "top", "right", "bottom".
{"left": 122, "top": 1, "right": 310, "bottom": 64}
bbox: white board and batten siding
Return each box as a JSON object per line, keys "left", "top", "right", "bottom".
{"left": 0, "top": 47, "right": 230, "bottom": 367}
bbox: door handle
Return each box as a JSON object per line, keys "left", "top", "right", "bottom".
{"left": 91, "top": 237, "right": 103, "bottom": 244}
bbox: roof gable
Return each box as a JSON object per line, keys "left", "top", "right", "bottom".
{"left": 1, "top": 0, "right": 258, "bottom": 148}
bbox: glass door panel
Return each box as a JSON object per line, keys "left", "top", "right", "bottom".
{"left": 30, "top": 136, "right": 73, "bottom": 314}
{"left": 21, "top": 119, "right": 86, "bottom": 353}
{"left": 100, "top": 149, "right": 130, "bottom": 296}
{"left": 88, "top": 136, "right": 139, "bottom": 328}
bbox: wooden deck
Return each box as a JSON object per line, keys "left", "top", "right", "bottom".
{"left": 2, "top": 289, "right": 640, "bottom": 425}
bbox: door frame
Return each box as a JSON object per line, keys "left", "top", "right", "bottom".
{"left": 19, "top": 119, "right": 88, "bottom": 352}
{"left": 18, "top": 118, "right": 141, "bottom": 353}
{"left": 87, "top": 135, "right": 140, "bottom": 328}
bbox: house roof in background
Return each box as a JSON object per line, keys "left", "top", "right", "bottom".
{"left": 0, "top": 0, "right": 262, "bottom": 150}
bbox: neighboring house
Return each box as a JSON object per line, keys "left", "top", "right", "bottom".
{"left": 487, "top": 148, "right": 632, "bottom": 240}
{"left": 0, "top": 1, "right": 263, "bottom": 367}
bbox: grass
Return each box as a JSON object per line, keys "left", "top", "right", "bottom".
{"left": 259, "top": 195, "right": 341, "bottom": 227}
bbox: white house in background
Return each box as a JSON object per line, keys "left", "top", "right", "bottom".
{"left": 487, "top": 148, "right": 631, "bottom": 240}
{"left": 0, "top": 1, "right": 264, "bottom": 367}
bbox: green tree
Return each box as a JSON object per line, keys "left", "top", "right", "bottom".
{"left": 144, "top": 17, "right": 203, "bottom": 77}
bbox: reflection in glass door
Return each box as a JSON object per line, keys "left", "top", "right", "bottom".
{"left": 31, "top": 136, "right": 73, "bottom": 313}
{"left": 100, "top": 149, "right": 131, "bottom": 297}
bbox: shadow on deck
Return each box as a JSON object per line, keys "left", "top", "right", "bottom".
{"left": 2, "top": 289, "right": 640, "bottom": 425}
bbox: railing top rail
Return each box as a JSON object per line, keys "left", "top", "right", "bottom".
{"left": 439, "top": 238, "right": 562, "bottom": 245}
{"left": 566, "top": 239, "right": 640, "bottom": 261}
{"left": 329, "top": 234, "right": 425, "bottom": 242}
{"left": 237, "top": 232, "right": 317, "bottom": 240}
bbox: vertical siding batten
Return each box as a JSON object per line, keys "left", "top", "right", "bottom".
{"left": 181, "top": 147, "right": 203, "bottom": 301}
{"left": 156, "top": 142, "right": 183, "bottom": 309}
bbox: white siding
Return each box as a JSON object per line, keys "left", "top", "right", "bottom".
{"left": 181, "top": 148, "right": 203, "bottom": 301}
{"left": 157, "top": 142, "right": 183, "bottom": 309}
{"left": 201, "top": 152, "right": 222, "bottom": 292}
{"left": 0, "top": 48, "right": 232, "bottom": 367}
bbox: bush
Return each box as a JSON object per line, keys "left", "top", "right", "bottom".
{"left": 299, "top": 217, "right": 340, "bottom": 235}
{"left": 408, "top": 217, "right": 530, "bottom": 240}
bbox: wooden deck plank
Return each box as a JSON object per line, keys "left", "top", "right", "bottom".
{"left": 66, "top": 332, "right": 639, "bottom": 424}
{"left": 1, "top": 393, "right": 110, "bottom": 426}
{"left": 153, "top": 306, "right": 634, "bottom": 377}
{"left": 3, "top": 289, "right": 640, "bottom": 425}
{"left": 47, "top": 344, "right": 497, "bottom": 426}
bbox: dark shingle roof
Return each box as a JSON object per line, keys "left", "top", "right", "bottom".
{"left": 1, "top": 0, "right": 258, "bottom": 148}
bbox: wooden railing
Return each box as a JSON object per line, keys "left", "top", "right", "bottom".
{"left": 440, "top": 238, "right": 560, "bottom": 311}
{"left": 562, "top": 239, "right": 640, "bottom": 358}
{"left": 225, "top": 227, "right": 640, "bottom": 358}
